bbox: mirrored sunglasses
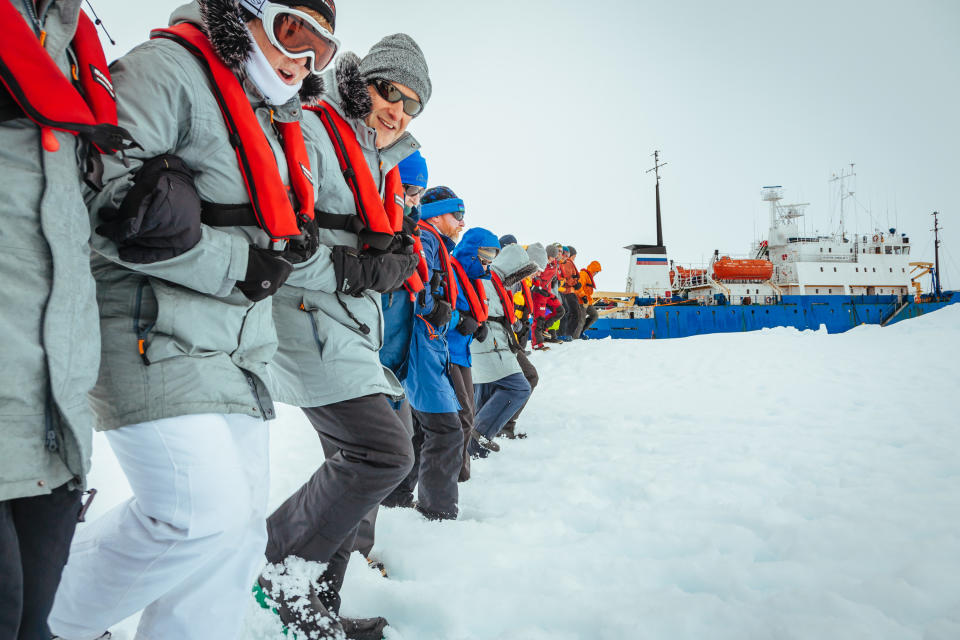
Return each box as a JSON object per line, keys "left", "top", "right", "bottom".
{"left": 404, "top": 184, "right": 425, "bottom": 198}
{"left": 477, "top": 247, "right": 499, "bottom": 265}
{"left": 373, "top": 79, "right": 423, "bottom": 117}
{"left": 264, "top": 3, "right": 339, "bottom": 75}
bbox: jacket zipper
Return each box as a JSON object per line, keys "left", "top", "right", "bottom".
{"left": 243, "top": 370, "right": 268, "bottom": 417}
{"left": 133, "top": 279, "right": 154, "bottom": 365}
{"left": 302, "top": 303, "right": 324, "bottom": 357}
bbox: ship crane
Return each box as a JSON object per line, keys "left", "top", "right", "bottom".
{"left": 909, "top": 262, "right": 935, "bottom": 303}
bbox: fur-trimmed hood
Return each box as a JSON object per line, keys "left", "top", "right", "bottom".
{"left": 169, "top": 0, "right": 324, "bottom": 104}
{"left": 491, "top": 244, "right": 539, "bottom": 288}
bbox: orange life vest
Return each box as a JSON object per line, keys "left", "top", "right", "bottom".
{"left": 490, "top": 272, "right": 516, "bottom": 321}
{"left": 150, "top": 23, "right": 313, "bottom": 241}
{"left": 450, "top": 257, "right": 488, "bottom": 323}
{"left": 0, "top": 5, "right": 137, "bottom": 187}
{"left": 417, "top": 220, "right": 458, "bottom": 309}
{"left": 304, "top": 102, "right": 425, "bottom": 296}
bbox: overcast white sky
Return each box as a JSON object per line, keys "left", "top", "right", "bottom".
{"left": 91, "top": 0, "right": 960, "bottom": 291}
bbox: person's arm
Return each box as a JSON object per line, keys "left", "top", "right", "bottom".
{"left": 85, "top": 42, "right": 249, "bottom": 297}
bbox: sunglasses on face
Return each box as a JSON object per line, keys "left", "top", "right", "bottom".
{"left": 404, "top": 184, "right": 425, "bottom": 198}
{"left": 264, "top": 3, "right": 340, "bottom": 75}
{"left": 450, "top": 210, "right": 464, "bottom": 221}
{"left": 373, "top": 79, "right": 423, "bottom": 117}
{"left": 477, "top": 247, "right": 499, "bottom": 265}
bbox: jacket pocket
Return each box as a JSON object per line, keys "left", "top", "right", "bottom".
{"left": 133, "top": 279, "right": 156, "bottom": 365}
{"left": 300, "top": 298, "right": 325, "bottom": 359}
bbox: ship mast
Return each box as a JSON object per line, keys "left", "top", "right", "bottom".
{"left": 829, "top": 163, "right": 856, "bottom": 240}
{"left": 932, "top": 210, "right": 942, "bottom": 297}
{"left": 646, "top": 150, "right": 668, "bottom": 246}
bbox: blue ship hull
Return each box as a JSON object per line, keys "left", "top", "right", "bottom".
{"left": 585, "top": 292, "right": 959, "bottom": 340}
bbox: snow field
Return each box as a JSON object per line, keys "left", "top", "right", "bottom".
{"left": 85, "top": 306, "right": 960, "bottom": 639}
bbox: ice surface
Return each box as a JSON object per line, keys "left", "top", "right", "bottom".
{"left": 82, "top": 306, "right": 960, "bottom": 639}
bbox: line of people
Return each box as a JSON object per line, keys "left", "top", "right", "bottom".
{"left": 0, "top": 1, "right": 599, "bottom": 639}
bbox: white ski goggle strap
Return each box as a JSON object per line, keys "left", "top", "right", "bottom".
{"left": 260, "top": 3, "right": 339, "bottom": 75}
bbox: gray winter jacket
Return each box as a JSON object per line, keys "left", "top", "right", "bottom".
{"left": 84, "top": 0, "right": 321, "bottom": 430}
{"left": 1, "top": 0, "right": 97, "bottom": 500}
{"left": 471, "top": 245, "right": 538, "bottom": 385}
{"left": 265, "top": 54, "right": 419, "bottom": 408}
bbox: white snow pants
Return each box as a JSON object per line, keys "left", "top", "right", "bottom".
{"left": 49, "top": 413, "right": 269, "bottom": 640}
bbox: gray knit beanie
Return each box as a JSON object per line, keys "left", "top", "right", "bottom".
{"left": 546, "top": 243, "right": 560, "bottom": 259}
{"left": 359, "top": 34, "right": 432, "bottom": 108}
{"left": 526, "top": 243, "right": 548, "bottom": 271}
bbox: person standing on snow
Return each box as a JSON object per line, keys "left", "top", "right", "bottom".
{"left": 578, "top": 260, "right": 602, "bottom": 337}
{"left": 449, "top": 227, "right": 501, "bottom": 481}
{"left": 261, "top": 33, "right": 429, "bottom": 637}
{"left": 469, "top": 244, "right": 540, "bottom": 456}
{"left": 390, "top": 185, "right": 469, "bottom": 519}
{"left": 498, "top": 242, "right": 548, "bottom": 440}
{"left": 558, "top": 245, "right": 586, "bottom": 340}
{"left": 0, "top": 1, "right": 137, "bottom": 637}
{"left": 531, "top": 243, "right": 565, "bottom": 348}
{"left": 47, "top": 1, "right": 333, "bottom": 639}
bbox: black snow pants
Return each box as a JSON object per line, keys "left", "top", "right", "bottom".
{"left": 265, "top": 394, "right": 414, "bottom": 612}
{"left": 450, "top": 364, "right": 476, "bottom": 482}
{"left": 582, "top": 304, "right": 599, "bottom": 335}
{"left": 0, "top": 484, "right": 80, "bottom": 640}
{"left": 561, "top": 292, "right": 587, "bottom": 338}
{"left": 409, "top": 409, "right": 462, "bottom": 519}
{"left": 500, "top": 350, "right": 539, "bottom": 438}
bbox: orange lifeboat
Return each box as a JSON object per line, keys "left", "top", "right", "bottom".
{"left": 712, "top": 257, "right": 774, "bottom": 281}
{"left": 671, "top": 266, "right": 706, "bottom": 285}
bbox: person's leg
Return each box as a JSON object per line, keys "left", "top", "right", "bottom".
{"left": 572, "top": 300, "right": 588, "bottom": 338}
{"left": 381, "top": 400, "right": 419, "bottom": 508}
{"left": 450, "top": 364, "right": 476, "bottom": 482}
{"left": 500, "top": 351, "right": 539, "bottom": 439}
{"left": 582, "top": 304, "right": 599, "bottom": 335}
{"left": 50, "top": 414, "right": 266, "bottom": 640}
{"left": 265, "top": 394, "right": 414, "bottom": 566}
{"left": 0, "top": 499, "right": 23, "bottom": 639}
{"left": 411, "top": 409, "right": 462, "bottom": 519}
{"left": 10, "top": 484, "right": 80, "bottom": 640}
{"left": 473, "top": 373, "right": 532, "bottom": 442}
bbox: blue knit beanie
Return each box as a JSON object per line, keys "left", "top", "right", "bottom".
{"left": 398, "top": 150, "right": 428, "bottom": 188}
{"left": 499, "top": 234, "right": 517, "bottom": 247}
{"left": 420, "top": 186, "right": 464, "bottom": 220}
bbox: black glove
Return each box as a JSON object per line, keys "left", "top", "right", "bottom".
{"left": 512, "top": 320, "right": 523, "bottom": 333}
{"left": 237, "top": 246, "right": 293, "bottom": 302}
{"left": 456, "top": 313, "right": 479, "bottom": 336}
{"left": 331, "top": 246, "right": 419, "bottom": 296}
{"left": 574, "top": 282, "right": 582, "bottom": 290}
{"left": 96, "top": 154, "right": 202, "bottom": 263}
{"left": 284, "top": 216, "right": 320, "bottom": 264}
{"left": 473, "top": 321, "right": 489, "bottom": 342}
{"left": 423, "top": 299, "right": 452, "bottom": 328}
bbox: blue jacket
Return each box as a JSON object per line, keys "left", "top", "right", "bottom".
{"left": 449, "top": 228, "right": 499, "bottom": 368}
{"left": 380, "top": 207, "right": 421, "bottom": 383}
{"left": 402, "top": 221, "right": 460, "bottom": 414}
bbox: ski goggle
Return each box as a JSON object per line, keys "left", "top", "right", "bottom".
{"left": 262, "top": 3, "right": 339, "bottom": 75}
{"left": 404, "top": 184, "right": 426, "bottom": 198}
{"left": 373, "top": 79, "right": 423, "bottom": 117}
{"left": 478, "top": 247, "right": 499, "bottom": 265}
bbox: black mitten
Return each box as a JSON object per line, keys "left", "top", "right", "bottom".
{"left": 285, "top": 216, "right": 320, "bottom": 264}
{"left": 237, "top": 246, "right": 293, "bottom": 302}
{"left": 424, "top": 299, "right": 452, "bottom": 328}
{"left": 473, "top": 322, "right": 489, "bottom": 342}
{"left": 456, "top": 313, "right": 479, "bottom": 336}
{"left": 96, "top": 154, "right": 202, "bottom": 263}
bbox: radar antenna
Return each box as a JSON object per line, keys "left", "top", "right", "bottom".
{"left": 829, "top": 163, "right": 856, "bottom": 239}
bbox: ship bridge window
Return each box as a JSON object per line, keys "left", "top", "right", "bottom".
{"left": 820, "top": 267, "right": 824, "bottom": 272}
{"left": 819, "top": 248, "right": 823, "bottom": 253}
{"left": 856, "top": 267, "right": 859, "bottom": 272}
{"left": 873, "top": 268, "right": 876, "bottom": 272}
{"left": 833, "top": 267, "right": 837, "bottom": 272}
{"left": 885, "top": 247, "right": 892, "bottom": 255}
{"left": 890, "top": 268, "right": 893, "bottom": 272}
{"left": 828, "top": 247, "right": 832, "bottom": 253}
{"left": 902, "top": 268, "right": 905, "bottom": 273}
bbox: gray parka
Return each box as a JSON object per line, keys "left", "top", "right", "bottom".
{"left": 1, "top": 0, "right": 97, "bottom": 500}
{"left": 470, "top": 245, "right": 538, "bottom": 385}
{"left": 265, "top": 54, "right": 419, "bottom": 408}
{"left": 84, "top": 0, "right": 321, "bottom": 430}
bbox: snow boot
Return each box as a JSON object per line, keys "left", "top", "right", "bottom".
{"left": 415, "top": 503, "right": 457, "bottom": 521}
{"left": 340, "top": 615, "right": 389, "bottom": 640}
{"left": 255, "top": 575, "right": 346, "bottom": 639}
{"left": 471, "top": 428, "right": 500, "bottom": 452}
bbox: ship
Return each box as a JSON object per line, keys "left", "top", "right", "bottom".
{"left": 586, "top": 155, "right": 957, "bottom": 340}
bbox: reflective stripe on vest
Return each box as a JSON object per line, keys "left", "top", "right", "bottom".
{"left": 417, "top": 220, "right": 458, "bottom": 309}
{"left": 305, "top": 102, "right": 402, "bottom": 251}
{"left": 0, "top": 6, "right": 136, "bottom": 174}
{"left": 450, "top": 257, "right": 488, "bottom": 323}
{"left": 490, "top": 271, "right": 516, "bottom": 321}
{"left": 150, "top": 24, "right": 313, "bottom": 240}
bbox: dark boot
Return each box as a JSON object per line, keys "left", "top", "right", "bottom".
{"left": 471, "top": 428, "right": 500, "bottom": 452}
{"left": 340, "top": 615, "right": 389, "bottom": 640}
{"left": 256, "top": 574, "right": 345, "bottom": 639}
